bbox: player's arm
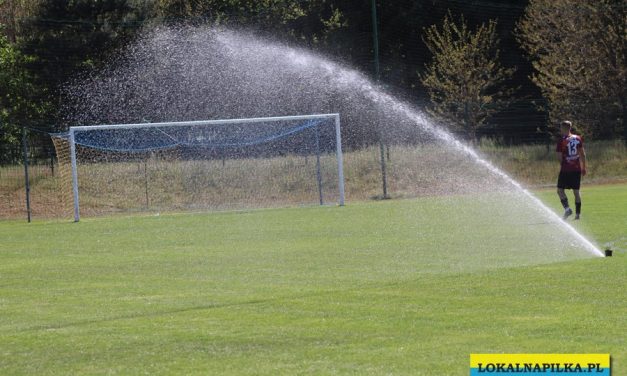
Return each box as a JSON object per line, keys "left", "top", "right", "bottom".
{"left": 555, "top": 142, "right": 563, "bottom": 162}
{"left": 580, "top": 146, "right": 587, "bottom": 176}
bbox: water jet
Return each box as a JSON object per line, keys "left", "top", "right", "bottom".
{"left": 59, "top": 26, "right": 604, "bottom": 268}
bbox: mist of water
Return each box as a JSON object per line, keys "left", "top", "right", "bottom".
{"left": 63, "top": 26, "right": 603, "bottom": 262}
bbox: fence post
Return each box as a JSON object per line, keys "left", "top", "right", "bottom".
{"left": 50, "top": 152, "right": 55, "bottom": 177}
{"left": 22, "top": 128, "right": 31, "bottom": 223}
{"left": 371, "top": 0, "right": 388, "bottom": 199}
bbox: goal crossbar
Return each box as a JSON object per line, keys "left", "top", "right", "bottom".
{"left": 69, "top": 113, "right": 340, "bottom": 132}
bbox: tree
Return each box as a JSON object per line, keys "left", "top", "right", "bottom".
{"left": 0, "top": 0, "right": 42, "bottom": 42}
{"left": 14, "top": 1, "right": 149, "bottom": 128}
{"left": 419, "top": 13, "right": 515, "bottom": 141}
{"left": 1, "top": 1, "right": 149, "bottom": 162}
{"left": 152, "top": 0, "right": 347, "bottom": 45}
{"left": 517, "top": 0, "right": 626, "bottom": 139}
{"left": 0, "top": 33, "right": 47, "bottom": 163}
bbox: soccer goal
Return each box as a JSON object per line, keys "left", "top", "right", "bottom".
{"left": 52, "top": 114, "right": 345, "bottom": 221}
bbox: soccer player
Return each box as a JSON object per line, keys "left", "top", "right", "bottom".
{"left": 556, "top": 120, "right": 587, "bottom": 220}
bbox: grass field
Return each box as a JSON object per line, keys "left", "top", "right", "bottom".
{"left": 0, "top": 184, "right": 625, "bottom": 375}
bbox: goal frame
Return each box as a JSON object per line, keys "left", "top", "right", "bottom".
{"left": 66, "top": 113, "right": 345, "bottom": 222}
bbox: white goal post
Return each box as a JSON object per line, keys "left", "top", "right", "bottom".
{"left": 60, "top": 113, "right": 345, "bottom": 222}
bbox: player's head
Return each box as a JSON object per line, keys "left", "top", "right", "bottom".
{"left": 560, "top": 120, "right": 572, "bottom": 136}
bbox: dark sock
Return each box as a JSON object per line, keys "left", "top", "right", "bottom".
{"left": 560, "top": 198, "right": 569, "bottom": 209}
{"left": 575, "top": 202, "right": 581, "bottom": 215}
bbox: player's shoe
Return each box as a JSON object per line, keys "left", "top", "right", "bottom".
{"left": 575, "top": 214, "right": 580, "bottom": 220}
{"left": 563, "top": 208, "right": 573, "bottom": 219}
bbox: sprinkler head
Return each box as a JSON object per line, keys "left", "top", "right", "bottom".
{"left": 604, "top": 249, "right": 613, "bottom": 257}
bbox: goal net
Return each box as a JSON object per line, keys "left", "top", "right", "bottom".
{"left": 52, "top": 114, "right": 344, "bottom": 221}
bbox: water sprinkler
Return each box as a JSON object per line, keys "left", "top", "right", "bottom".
{"left": 604, "top": 249, "right": 613, "bottom": 257}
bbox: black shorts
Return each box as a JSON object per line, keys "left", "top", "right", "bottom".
{"left": 557, "top": 171, "right": 582, "bottom": 190}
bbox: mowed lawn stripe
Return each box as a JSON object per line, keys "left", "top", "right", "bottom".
{"left": 0, "top": 184, "right": 624, "bottom": 374}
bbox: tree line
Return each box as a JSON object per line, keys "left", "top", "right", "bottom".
{"left": 1, "top": 0, "right": 625, "bottom": 163}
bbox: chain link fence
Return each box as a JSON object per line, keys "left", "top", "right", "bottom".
{"left": 0, "top": 128, "right": 64, "bottom": 221}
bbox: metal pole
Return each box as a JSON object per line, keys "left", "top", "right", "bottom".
{"left": 144, "top": 159, "right": 149, "bottom": 209}
{"left": 22, "top": 128, "right": 31, "bottom": 223}
{"left": 69, "top": 129, "right": 80, "bottom": 222}
{"left": 379, "top": 134, "right": 388, "bottom": 198}
{"left": 50, "top": 152, "right": 54, "bottom": 176}
{"left": 334, "top": 115, "right": 345, "bottom": 206}
{"left": 371, "top": 0, "right": 388, "bottom": 199}
{"left": 315, "top": 125, "right": 323, "bottom": 205}
{"left": 371, "top": 0, "right": 380, "bottom": 80}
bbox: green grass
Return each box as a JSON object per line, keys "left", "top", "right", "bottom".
{"left": 0, "top": 184, "right": 625, "bottom": 375}
{"left": 534, "top": 183, "right": 627, "bottom": 250}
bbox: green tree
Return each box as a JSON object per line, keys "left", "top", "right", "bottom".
{"left": 19, "top": 0, "right": 147, "bottom": 91}
{"left": 517, "top": 0, "right": 626, "bottom": 139}
{"left": 15, "top": 0, "right": 151, "bottom": 136}
{"left": 1, "top": 1, "right": 148, "bottom": 161}
{"left": 0, "top": 32, "right": 47, "bottom": 163}
{"left": 152, "top": 0, "right": 347, "bottom": 45}
{"left": 419, "top": 13, "right": 515, "bottom": 141}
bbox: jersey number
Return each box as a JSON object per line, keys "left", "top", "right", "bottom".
{"left": 567, "top": 140, "right": 578, "bottom": 156}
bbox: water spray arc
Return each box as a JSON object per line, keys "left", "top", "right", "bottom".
{"left": 62, "top": 27, "right": 603, "bottom": 260}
